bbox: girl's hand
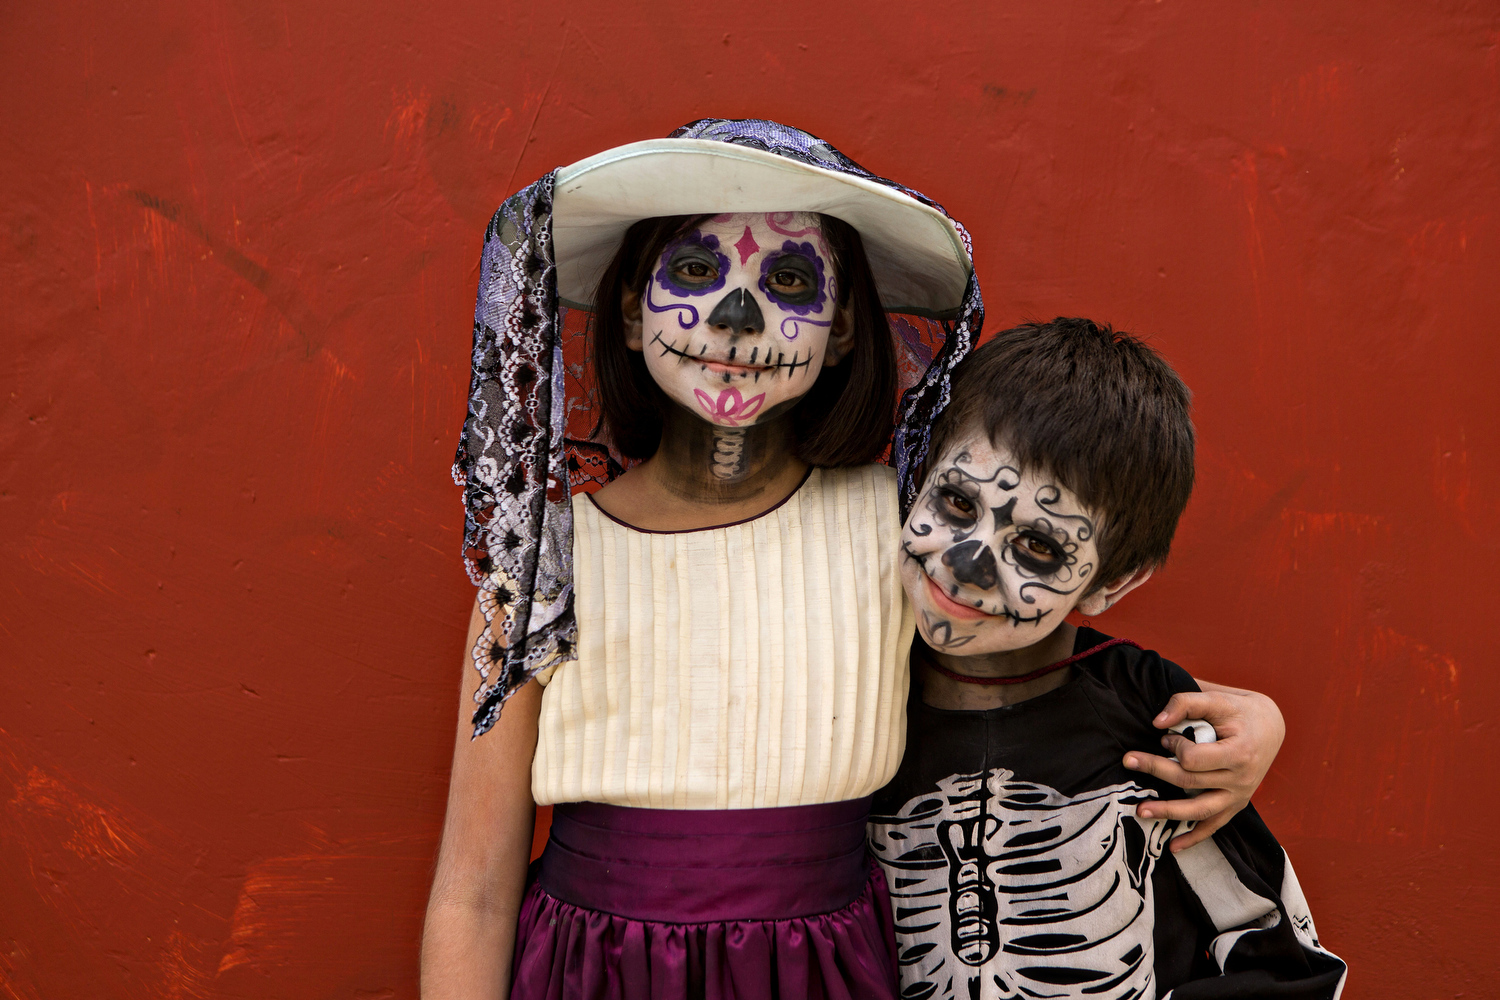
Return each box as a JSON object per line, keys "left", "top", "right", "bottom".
{"left": 1122, "top": 682, "right": 1286, "bottom": 852}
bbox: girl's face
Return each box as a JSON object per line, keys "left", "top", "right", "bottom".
{"left": 626, "top": 212, "right": 849, "bottom": 428}
{"left": 900, "top": 434, "right": 1102, "bottom": 655}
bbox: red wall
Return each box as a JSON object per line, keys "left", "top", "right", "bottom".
{"left": 3, "top": 3, "right": 1496, "bottom": 996}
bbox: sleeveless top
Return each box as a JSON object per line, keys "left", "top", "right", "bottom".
{"left": 531, "top": 464, "right": 914, "bottom": 810}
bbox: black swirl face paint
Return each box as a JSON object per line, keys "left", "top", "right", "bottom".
{"left": 899, "top": 436, "right": 1101, "bottom": 655}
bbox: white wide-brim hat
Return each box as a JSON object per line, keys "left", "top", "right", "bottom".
{"left": 552, "top": 139, "right": 972, "bottom": 318}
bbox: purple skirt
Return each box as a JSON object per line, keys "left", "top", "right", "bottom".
{"left": 510, "top": 797, "right": 898, "bottom": 1000}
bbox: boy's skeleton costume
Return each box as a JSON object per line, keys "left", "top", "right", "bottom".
{"left": 882, "top": 771, "right": 1178, "bottom": 988}
{"left": 869, "top": 630, "right": 1347, "bottom": 1000}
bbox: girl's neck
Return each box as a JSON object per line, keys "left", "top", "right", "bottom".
{"left": 591, "top": 405, "right": 810, "bottom": 532}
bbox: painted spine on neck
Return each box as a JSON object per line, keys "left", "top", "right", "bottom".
{"left": 710, "top": 427, "right": 747, "bottom": 480}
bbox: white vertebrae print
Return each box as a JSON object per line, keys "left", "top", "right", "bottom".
{"left": 870, "top": 770, "right": 1181, "bottom": 1000}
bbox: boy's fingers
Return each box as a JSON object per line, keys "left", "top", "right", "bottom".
{"left": 1163, "top": 735, "right": 1244, "bottom": 776}
{"left": 1123, "top": 750, "right": 1189, "bottom": 784}
{"left": 1152, "top": 691, "right": 1242, "bottom": 732}
{"left": 1122, "top": 751, "right": 1233, "bottom": 790}
{"left": 1136, "top": 789, "right": 1233, "bottom": 822}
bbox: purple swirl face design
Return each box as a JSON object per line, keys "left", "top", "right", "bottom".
{"left": 899, "top": 435, "right": 1102, "bottom": 654}
{"left": 646, "top": 231, "right": 729, "bottom": 329}
{"left": 640, "top": 213, "right": 843, "bottom": 429}
{"left": 758, "top": 241, "right": 827, "bottom": 317}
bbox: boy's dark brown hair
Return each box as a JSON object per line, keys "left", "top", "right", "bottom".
{"left": 590, "top": 214, "right": 897, "bottom": 466}
{"left": 927, "top": 317, "right": 1195, "bottom": 592}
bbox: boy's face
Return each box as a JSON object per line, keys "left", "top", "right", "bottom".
{"left": 901, "top": 433, "right": 1101, "bottom": 654}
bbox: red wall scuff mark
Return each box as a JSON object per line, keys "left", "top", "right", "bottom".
{"left": 3, "top": 2, "right": 1497, "bottom": 996}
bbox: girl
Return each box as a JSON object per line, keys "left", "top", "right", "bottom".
{"left": 423, "top": 119, "right": 1283, "bottom": 1000}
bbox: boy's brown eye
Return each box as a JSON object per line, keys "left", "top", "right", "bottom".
{"left": 1010, "top": 530, "right": 1066, "bottom": 575}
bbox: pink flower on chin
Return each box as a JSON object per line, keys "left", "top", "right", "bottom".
{"left": 693, "top": 387, "right": 765, "bottom": 426}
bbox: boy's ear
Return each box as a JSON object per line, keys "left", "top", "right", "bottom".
{"left": 1076, "top": 566, "right": 1154, "bottom": 617}
{"left": 823, "top": 300, "right": 856, "bottom": 366}
{"left": 622, "top": 288, "right": 644, "bottom": 351}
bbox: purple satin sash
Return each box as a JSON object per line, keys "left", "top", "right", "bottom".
{"left": 538, "top": 798, "right": 873, "bottom": 923}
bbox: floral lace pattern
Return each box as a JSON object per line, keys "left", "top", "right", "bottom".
{"left": 454, "top": 119, "right": 984, "bottom": 736}
{"left": 452, "top": 176, "right": 576, "bottom": 736}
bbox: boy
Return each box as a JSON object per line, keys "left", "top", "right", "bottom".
{"left": 870, "top": 319, "right": 1347, "bottom": 999}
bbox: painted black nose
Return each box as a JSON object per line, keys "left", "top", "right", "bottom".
{"left": 943, "top": 540, "right": 999, "bottom": 590}
{"left": 705, "top": 287, "right": 765, "bottom": 336}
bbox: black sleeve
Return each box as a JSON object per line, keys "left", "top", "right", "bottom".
{"left": 1162, "top": 659, "right": 1202, "bottom": 699}
{"left": 1088, "top": 636, "right": 1201, "bottom": 730}
{"left": 1158, "top": 806, "right": 1347, "bottom": 999}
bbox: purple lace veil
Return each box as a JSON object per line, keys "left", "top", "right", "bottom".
{"left": 453, "top": 119, "right": 985, "bottom": 736}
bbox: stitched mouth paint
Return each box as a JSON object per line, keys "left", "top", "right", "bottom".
{"left": 650, "top": 332, "right": 814, "bottom": 378}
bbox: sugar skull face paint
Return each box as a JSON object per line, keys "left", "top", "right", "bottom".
{"left": 900, "top": 435, "right": 1102, "bottom": 654}
{"left": 635, "top": 212, "right": 843, "bottom": 429}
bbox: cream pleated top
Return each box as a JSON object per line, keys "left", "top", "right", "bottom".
{"left": 532, "top": 464, "right": 913, "bottom": 810}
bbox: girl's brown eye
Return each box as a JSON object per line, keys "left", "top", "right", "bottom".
{"left": 950, "top": 496, "right": 973, "bottom": 514}
{"left": 1026, "top": 537, "right": 1052, "bottom": 556}
{"left": 762, "top": 254, "right": 819, "bottom": 306}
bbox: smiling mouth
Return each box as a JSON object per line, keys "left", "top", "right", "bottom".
{"left": 924, "top": 573, "right": 993, "bottom": 620}
{"left": 917, "top": 564, "right": 1051, "bottom": 626}
{"left": 651, "top": 332, "right": 812, "bottom": 378}
{"left": 703, "top": 359, "right": 768, "bottom": 376}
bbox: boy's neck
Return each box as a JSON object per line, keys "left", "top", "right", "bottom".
{"left": 919, "top": 621, "right": 1080, "bottom": 711}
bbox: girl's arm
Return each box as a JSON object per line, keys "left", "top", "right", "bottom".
{"left": 421, "top": 599, "right": 540, "bottom": 1000}
{"left": 1122, "top": 681, "right": 1287, "bottom": 852}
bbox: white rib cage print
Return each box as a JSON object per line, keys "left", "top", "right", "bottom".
{"left": 869, "top": 770, "right": 1182, "bottom": 1000}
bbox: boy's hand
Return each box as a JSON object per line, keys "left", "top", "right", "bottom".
{"left": 1121, "top": 683, "right": 1286, "bottom": 852}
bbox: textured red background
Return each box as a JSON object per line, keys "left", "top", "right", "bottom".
{"left": 3, "top": 3, "right": 1497, "bottom": 997}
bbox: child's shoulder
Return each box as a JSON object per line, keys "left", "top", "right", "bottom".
{"left": 811, "top": 463, "right": 900, "bottom": 507}
{"left": 1073, "top": 627, "right": 1199, "bottom": 721}
{"left": 816, "top": 462, "right": 897, "bottom": 485}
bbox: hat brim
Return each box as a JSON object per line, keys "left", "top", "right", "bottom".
{"left": 552, "top": 139, "right": 971, "bottom": 317}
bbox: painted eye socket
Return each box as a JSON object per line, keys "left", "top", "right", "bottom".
{"left": 763, "top": 254, "right": 818, "bottom": 305}
{"left": 1010, "top": 531, "right": 1067, "bottom": 574}
{"left": 937, "top": 488, "right": 978, "bottom": 518}
{"left": 667, "top": 248, "right": 721, "bottom": 289}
